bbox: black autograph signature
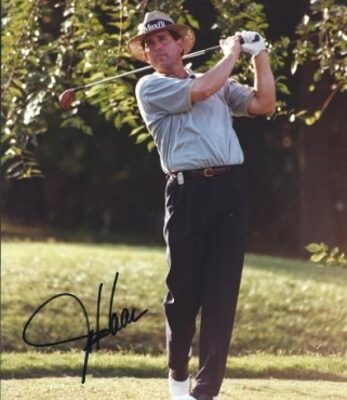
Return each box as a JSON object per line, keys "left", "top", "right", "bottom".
{"left": 23, "top": 272, "right": 148, "bottom": 383}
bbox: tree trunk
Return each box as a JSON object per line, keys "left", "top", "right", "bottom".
{"left": 299, "top": 80, "right": 347, "bottom": 254}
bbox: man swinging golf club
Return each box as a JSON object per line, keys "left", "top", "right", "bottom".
{"left": 129, "top": 10, "right": 275, "bottom": 400}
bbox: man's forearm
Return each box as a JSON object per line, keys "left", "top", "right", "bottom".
{"left": 249, "top": 51, "right": 276, "bottom": 115}
{"left": 191, "top": 39, "right": 240, "bottom": 103}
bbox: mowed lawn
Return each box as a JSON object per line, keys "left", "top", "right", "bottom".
{"left": 2, "top": 241, "right": 347, "bottom": 356}
{"left": 3, "top": 377, "right": 347, "bottom": 400}
{"left": 2, "top": 241, "right": 347, "bottom": 399}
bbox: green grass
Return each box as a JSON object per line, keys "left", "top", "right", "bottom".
{"left": 2, "top": 352, "right": 347, "bottom": 381}
{"left": 2, "top": 241, "right": 347, "bottom": 394}
{"left": 2, "top": 377, "right": 347, "bottom": 400}
{"left": 2, "top": 241, "right": 347, "bottom": 355}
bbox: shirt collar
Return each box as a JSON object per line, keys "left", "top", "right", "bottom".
{"left": 154, "top": 66, "right": 195, "bottom": 79}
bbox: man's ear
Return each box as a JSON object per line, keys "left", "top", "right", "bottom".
{"left": 177, "top": 37, "right": 185, "bottom": 56}
{"left": 144, "top": 51, "right": 151, "bottom": 64}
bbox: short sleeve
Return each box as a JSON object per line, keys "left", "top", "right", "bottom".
{"left": 136, "top": 74, "right": 194, "bottom": 115}
{"left": 224, "top": 79, "right": 255, "bottom": 117}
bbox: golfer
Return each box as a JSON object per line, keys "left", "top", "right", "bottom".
{"left": 129, "top": 10, "right": 275, "bottom": 400}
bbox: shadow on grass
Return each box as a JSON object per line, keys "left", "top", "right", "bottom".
{"left": 2, "top": 360, "right": 347, "bottom": 382}
{"left": 1, "top": 221, "right": 164, "bottom": 248}
{"left": 244, "top": 253, "right": 347, "bottom": 284}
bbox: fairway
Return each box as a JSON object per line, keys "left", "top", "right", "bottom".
{"left": 2, "top": 241, "right": 347, "bottom": 400}
{"left": 2, "top": 241, "right": 347, "bottom": 355}
{"left": 2, "top": 377, "right": 347, "bottom": 400}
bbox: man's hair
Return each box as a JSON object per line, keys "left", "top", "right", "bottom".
{"left": 141, "top": 29, "right": 182, "bottom": 49}
{"left": 168, "top": 30, "right": 182, "bottom": 41}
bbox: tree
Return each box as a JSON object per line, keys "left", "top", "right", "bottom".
{"left": 290, "top": 0, "right": 347, "bottom": 124}
{"left": 1, "top": 0, "right": 346, "bottom": 180}
{"left": 1, "top": 0, "right": 194, "bottom": 179}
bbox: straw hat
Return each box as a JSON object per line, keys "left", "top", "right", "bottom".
{"left": 128, "top": 11, "right": 196, "bottom": 63}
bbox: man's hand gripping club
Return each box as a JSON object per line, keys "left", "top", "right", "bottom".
{"left": 191, "top": 31, "right": 267, "bottom": 104}
{"left": 238, "top": 31, "right": 266, "bottom": 57}
{"left": 220, "top": 31, "right": 266, "bottom": 58}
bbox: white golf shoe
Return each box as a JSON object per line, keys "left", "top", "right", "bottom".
{"left": 169, "top": 375, "right": 219, "bottom": 400}
{"left": 173, "top": 396, "right": 196, "bottom": 400}
{"left": 169, "top": 376, "right": 190, "bottom": 399}
{"left": 172, "top": 396, "right": 219, "bottom": 400}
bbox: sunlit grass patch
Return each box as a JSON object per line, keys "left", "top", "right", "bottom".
{"left": 2, "top": 377, "right": 347, "bottom": 400}
{"left": 2, "top": 352, "right": 347, "bottom": 381}
{"left": 2, "top": 241, "right": 347, "bottom": 355}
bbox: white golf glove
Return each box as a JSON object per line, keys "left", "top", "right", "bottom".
{"left": 239, "top": 31, "right": 266, "bottom": 57}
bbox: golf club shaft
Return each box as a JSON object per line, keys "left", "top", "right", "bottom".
{"left": 71, "top": 32, "right": 260, "bottom": 93}
{"left": 73, "top": 45, "right": 221, "bottom": 92}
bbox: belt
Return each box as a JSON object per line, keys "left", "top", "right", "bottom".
{"left": 171, "top": 165, "right": 241, "bottom": 179}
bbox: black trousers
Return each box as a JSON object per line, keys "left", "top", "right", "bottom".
{"left": 163, "top": 165, "right": 249, "bottom": 397}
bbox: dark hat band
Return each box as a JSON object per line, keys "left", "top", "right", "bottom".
{"left": 143, "top": 19, "right": 173, "bottom": 34}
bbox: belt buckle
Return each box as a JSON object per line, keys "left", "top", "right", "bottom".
{"left": 203, "top": 168, "right": 214, "bottom": 177}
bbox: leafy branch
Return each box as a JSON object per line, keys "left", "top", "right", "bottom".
{"left": 1, "top": 0, "right": 346, "bottom": 180}
{"left": 306, "top": 242, "right": 347, "bottom": 268}
{"left": 290, "top": 0, "right": 347, "bottom": 125}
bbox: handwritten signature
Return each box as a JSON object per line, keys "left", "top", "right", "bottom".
{"left": 23, "top": 272, "right": 148, "bottom": 383}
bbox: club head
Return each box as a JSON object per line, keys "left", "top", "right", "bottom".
{"left": 58, "top": 89, "right": 76, "bottom": 110}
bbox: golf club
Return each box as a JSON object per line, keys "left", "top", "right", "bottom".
{"left": 58, "top": 35, "right": 259, "bottom": 110}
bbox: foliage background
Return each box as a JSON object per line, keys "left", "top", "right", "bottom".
{"left": 1, "top": 0, "right": 346, "bottom": 256}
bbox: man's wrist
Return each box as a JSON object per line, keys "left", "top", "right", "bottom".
{"left": 252, "top": 49, "right": 268, "bottom": 60}
{"left": 224, "top": 50, "right": 239, "bottom": 62}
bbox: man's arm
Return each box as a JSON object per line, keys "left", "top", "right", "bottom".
{"left": 247, "top": 51, "right": 276, "bottom": 116}
{"left": 191, "top": 36, "right": 241, "bottom": 103}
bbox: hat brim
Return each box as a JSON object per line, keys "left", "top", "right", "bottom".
{"left": 128, "top": 24, "right": 196, "bottom": 63}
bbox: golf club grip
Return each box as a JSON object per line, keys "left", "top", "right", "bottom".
{"left": 240, "top": 33, "right": 260, "bottom": 45}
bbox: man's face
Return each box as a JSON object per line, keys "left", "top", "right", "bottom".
{"left": 143, "top": 30, "right": 184, "bottom": 73}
